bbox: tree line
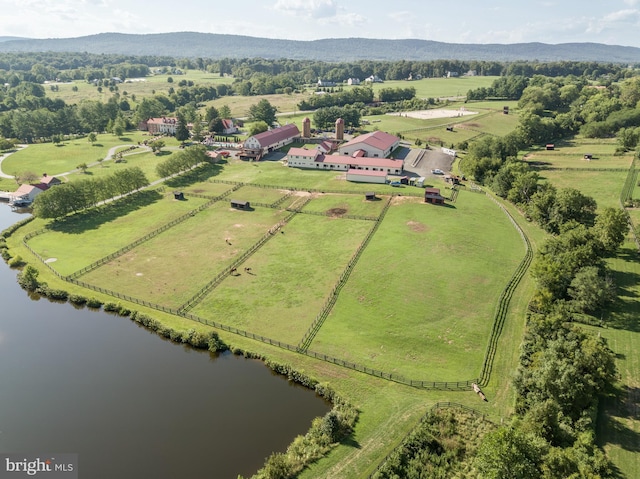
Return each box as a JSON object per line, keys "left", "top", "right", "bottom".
{"left": 33, "top": 167, "right": 149, "bottom": 219}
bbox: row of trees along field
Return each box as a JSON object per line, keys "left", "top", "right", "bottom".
{"left": 378, "top": 71, "right": 640, "bottom": 477}
{"left": 1, "top": 52, "right": 633, "bottom": 84}
{"left": 473, "top": 73, "right": 637, "bottom": 479}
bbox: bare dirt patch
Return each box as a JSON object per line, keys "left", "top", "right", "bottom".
{"left": 327, "top": 207, "right": 348, "bottom": 217}
{"left": 460, "top": 122, "right": 481, "bottom": 128}
{"left": 407, "top": 221, "right": 429, "bottom": 233}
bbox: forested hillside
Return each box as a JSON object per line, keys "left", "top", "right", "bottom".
{"left": 1, "top": 32, "right": 640, "bottom": 62}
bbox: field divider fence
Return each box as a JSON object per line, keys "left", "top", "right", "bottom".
{"left": 477, "top": 194, "right": 533, "bottom": 387}
{"left": 177, "top": 198, "right": 312, "bottom": 314}
{"left": 21, "top": 226, "right": 479, "bottom": 391}
{"left": 297, "top": 196, "right": 393, "bottom": 353}
{"left": 620, "top": 158, "right": 640, "bottom": 250}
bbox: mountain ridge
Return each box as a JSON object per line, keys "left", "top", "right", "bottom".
{"left": 0, "top": 32, "right": 639, "bottom": 62}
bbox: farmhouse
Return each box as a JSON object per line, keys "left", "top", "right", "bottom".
{"left": 347, "top": 78, "right": 361, "bottom": 85}
{"left": 338, "top": 131, "right": 400, "bottom": 158}
{"left": 287, "top": 147, "right": 403, "bottom": 177}
{"left": 39, "top": 174, "right": 61, "bottom": 188}
{"left": 240, "top": 124, "right": 300, "bottom": 161}
{"left": 221, "top": 119, "right": 238, "bottom": 135}
{"left": 141, "top": 117, "right": 180, "bottom": 135}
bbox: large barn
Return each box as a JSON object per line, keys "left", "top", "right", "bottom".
{"left": 240, "top": 124, "right": 300, "bottom": 161}
{"left": 338, "top": 131, "right": 400, "bottom": 158}
{"left": 287, "top": 147, "right": 403, "bottom": 178}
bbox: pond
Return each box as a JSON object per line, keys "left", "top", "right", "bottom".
{"left": 0, "top": 205, "right": 330, "bottom": 478}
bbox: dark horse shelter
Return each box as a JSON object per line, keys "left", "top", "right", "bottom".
{"left": 424, "top": 188, "right": 445, "bottom": 205}
{"left": 231, "top": 200, "right": 251, "bottom": 210}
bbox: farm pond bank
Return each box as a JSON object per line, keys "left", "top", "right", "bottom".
{"left": 0, "top": 206, "right": 330, "bottom": 479}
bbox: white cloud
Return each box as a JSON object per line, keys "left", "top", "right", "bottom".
{"left": 624, "top": 0, "right": 639, "bottom": 6}
{"left": 602, "top": 8, "right": 640, "bottom": 22}
{"left": 273, "top": 0, "right": 338, "bottom": 18}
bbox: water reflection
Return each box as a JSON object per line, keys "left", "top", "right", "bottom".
{"left": 0, "top": 205, "right": 330, "bottom": 479}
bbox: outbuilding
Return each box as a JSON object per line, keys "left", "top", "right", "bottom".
{"left": 424, "top": 187, "right": 446, "bottom": 205}
{"left": 231, "top": 200, "right": 250, "bottom": 210}
{"left": 584, "top": 153, "right": 593, "bottom": 160}
{"left": 173, "top": 191, "right": 184, "bottom": 200}
{"left": 546, "top": 144, "right": 555, "bottom": 150}
{"left": 365, "top": 192, "right": 376, "bottom": 201}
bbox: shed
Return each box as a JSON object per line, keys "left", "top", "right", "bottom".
{"left": 173, "top": 191, "right": 184, "bottom": 200}
{"left": 424, "top": 187, "right": 445, "bottom": 205}
{"left": 546, "top": 144, "right": 555, "bottom": 150}
{"left": 503, "top": 106, "right": 509, "bottom": 115}
{"left": 231, "top": 200, "right": 250, "bottom": 210}
{"left": 365, "top": 192, "right": 376, "bottom": 201}
{"left": 584, "top": 153, "right": 593, "bottom": 160}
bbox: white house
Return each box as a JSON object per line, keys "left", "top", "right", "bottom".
{"left": 338, "top": 131, "right": 400, "bottom": 159}
{"left": 287, "top": 148, "right": 403, "bottom": 175}
{"left": 364, "top": 75, "right": 383, "bottom": 83}
{"left": 241, "top": 124, "right": 300, "bottom": 161}
{"left": 347, "top": 78, "right": 361, "bottom": 85}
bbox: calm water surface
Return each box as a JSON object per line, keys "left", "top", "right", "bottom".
{"left": 0, "top": 205, "right": 330, "bottom": 478}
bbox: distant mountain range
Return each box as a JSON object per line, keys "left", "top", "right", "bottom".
{"left": 1, "top": 32, "right": 640, "bottom": 63}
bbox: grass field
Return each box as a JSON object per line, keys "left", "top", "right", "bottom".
{"left": 524, "top": 138, "right": 634, "bottom": 170}
{"left": 539, "top": 169, "right": 629, "bottom": 210}
{"left": 26, "top": 191, "right": 210, "bottom": 276}
{"left": 535, "top": 135, "right": 640, "bottom": 478}
{"left": 79, "top": 201, "right": 290, "bottom": 307}
{"left": 192, "top": 211, "right": 374, "bottom": 343}
{"left": 309, "top": 191, "right": 524, "bottom": 380}
{"left": 1, "top": 132, "right": 149, "bottom": 177}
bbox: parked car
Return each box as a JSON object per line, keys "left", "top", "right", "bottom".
{"left": 431, "top": 168, "right": 444, "bottom": 175}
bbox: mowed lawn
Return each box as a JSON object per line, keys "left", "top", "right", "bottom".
{"left": 308, "top": 191, "right": 525, "bottom": 381}
{"left": 80, "top": 202, "right": 289, "bottom": 307}
{"left": 26, "top": 191, "right": 209, "bottom": 276}
{"left": 192, "top": 213, "right": 374, "bottom": 344}
{"left": 539, "top": 170, "right": 629, "bottom": 210}
{"left": 2, "top": 133, "right": 148, "bottom": 176}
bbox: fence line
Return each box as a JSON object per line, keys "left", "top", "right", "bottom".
{"left": 177, "top": 199, "right": 312, "bottom": 314}
{"left": 297, "top": 196, "right": 393, "bottom": 353}
{"left": 620, "top": 158, "right": 640, "bottom": 250}
{"left": 478, "top": 194, "right": 533, "bottom": 387}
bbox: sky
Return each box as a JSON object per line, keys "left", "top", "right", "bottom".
{"left": 1, "top": 0, "right": 640, "bottom": 47}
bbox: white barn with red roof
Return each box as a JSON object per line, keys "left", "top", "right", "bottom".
{"left": 338, "top": 131, "right": 400, "bottom": 158}
{"left": 241, "top": 124, "right": 300, "bottom": 161}
{"left": 287, "top": 147, "right": 403, "bottom": 179}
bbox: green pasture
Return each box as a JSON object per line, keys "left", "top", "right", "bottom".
{"left": 539, "top": 169, "right": 629, "bottom": 210}
{"left": 182, "top": 181, "right": 238, "bottom": 197}
{"left": 26, "top": 191, "right": 209, "bottom": 276}
{"left": 192, "top": 213, "right": 373, "bottom": 343}
{"left": 359, "top": 76, "right": 501, "bottom": 99}
{"left": 80, "top": 201, "right": 289, "bottom": 307}
{"left": 529, "top": 132, "right": 640, "bottom": 475}
{"left": 309, "top": 191, "right": 525, "bottom": 381}
{"left": 524, "top": 138, "right": 634, "bottom": 170}
{"left": 593, "top": 241, "right": 640, "bottom": 479}
{"left": 1, "top": 132, "right": 148, "bottom": 177}
{"left": 300, "top": 193, "right": 389, "bottom": 217}
{"left": 229, "top": 185, "right": 290, "bottom": 205}
{"left": 65, "top": 149, "right": 170, "bottom": 184}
